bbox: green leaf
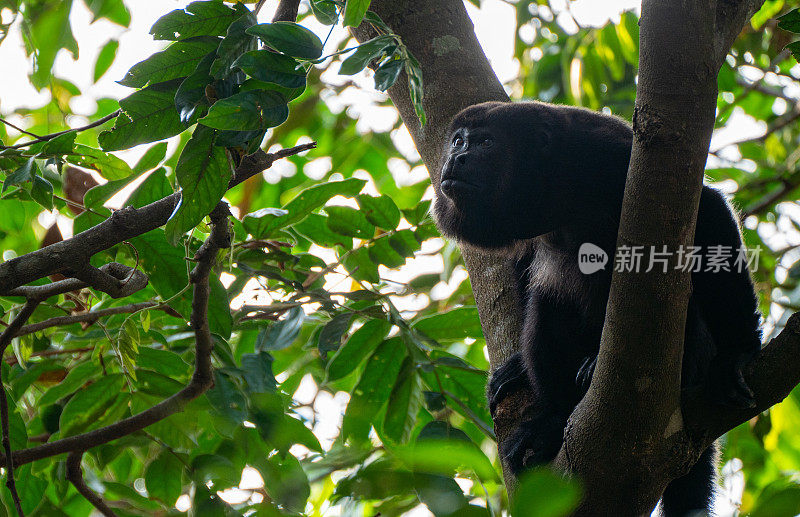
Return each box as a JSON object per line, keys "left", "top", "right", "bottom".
{"left": 412, "top": 307, "right": 483, "bottom": 340}
{"left": 191, "top": 454, "right": 240, "bottom": 489}
{"left": 246, "top": 22, "right": 323, "bottom": 60}
{"left": 327, "top": 320, "right": 392, "bottom": 381}
{"left": 233, "top": 50, "right": 306, "bottom": 88}
{"left": 118, "top": 36, "right": 220, "bottom": 88}
{"left": 777, "top": 8, "right": 800, "bottom": 33}
{"left": 69, "top": 144, "right": 134, "bottom": 180}
{"left": 343, "top": 0, "right": 371, "bottom": 27}
{"left": 29, "top": 0, "right": 77, "bottom": 88}
{"left": 206, "top": 371, "right": 247, "bottom": 426}
{"left": 39, "top": 131, "right": 77, "bottom": 154}
{"left": 342, "top": 336, "right": 407, "bottom": 440}
{"left": 94, "top": 39, "right": 119, "bottom": 82}
{"left": 253, "top": 453, "right": 310, "bottom": 512}
{"left": 343, "top": 246, "right": 379, "bottom": 283}
{"left": 256, "top": 306, "right": 304, "bottom": 351}
{"left": 210, "top": 10, "right": 258, "bottom": 78}
{"left": 137, "top": 347, "right": 191, "bottom": 378}
{"left": 368, "top": 234, "right": 405, "bottom": 268}
{"left": 116, "top": 318, "right": 140, "bottom": 378}
{"left": 242, "top": 178, "right": 366, "bottom": 238}
{"left": 98, "top": 79, "right": 186, "bottom": 151}
{"left": 150, "top": 1, "right": 241, "bottom": 40}
{"left": 145, "top": 451, "right": 184, "bottom": 506}
{"left": 406, "top": 54, "right": 426, "bottom": 125}
{"left": 512, "top": 469, "right": 582, "bottom": 517}
{"left": 241, "top": 351, "right": 277, "bottom": 393}
{"left": 402, "top": 200, "right": 431, "bottom": 225}
{"left": 30, "top": 175, "right": 53, "bottom": 210}
{"left": 84, "top": 0, "right": 130, "bottom": 26}
{"left": 39, "top": 361, "right": 101, "bottom": 406}
{"left": 134, "top": 142, "right": 169, "bottom": 173}
{"left": 339, "top": 35, "right": 395, "bottom": 75}
{"left": 198, "top": 90, "right": 289, "bottom": 131}
{"left": 5, "top": 465, "right": 47, "bottom": 515}
{"left": 382, "top": 356, "right": 421, "bottom": 443}
{"left": 356, "top": 193, "right": 401, "bottom": 229}
{"left": 317, "top": 313, "right": 353, "bottom": 358}
{"left": 209, "top": 276, "right": 233, "bottom": 340}
{"left": 310, "top": 0, "right": 338, "bottom": 25}
{"left": 326, "top": 205, "right": 375, "bottom": 238}
{"left": 2, "top": 158, "right": 37, "bottom": 192}
{"left": 175, "top": 51, "right": 215, "bottom": 125}
{"left": 374, "top": 58, "right": 404, "bottom": 91}
{"left": 59, "top": 374, "right": 125, "bottom": 437}
{"left": 293, "top": 213, "right": 353, "bottom": 248}
{"left": 164, "top": 125, "right": 232, "bottom": 245}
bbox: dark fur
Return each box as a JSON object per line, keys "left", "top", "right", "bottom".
{"left": 434, "top": 101, "right": 762, "bottom": 516}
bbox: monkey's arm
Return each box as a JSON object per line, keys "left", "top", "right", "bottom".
{"left": 692, "top": 187, "right": 762, "bottom": 406}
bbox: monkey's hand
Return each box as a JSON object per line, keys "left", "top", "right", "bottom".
{"left": 500, "top": 412, "right": 565, "bottom": 475}
{"left": 710, "top": 350, "right": 757, "bottom": 409}
{"left": 487, "top": 352, "right": 529, "bottom": 415}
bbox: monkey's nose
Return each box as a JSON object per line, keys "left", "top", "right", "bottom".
{"left": 455, "top": 153, "right": 467, "bottom": 165}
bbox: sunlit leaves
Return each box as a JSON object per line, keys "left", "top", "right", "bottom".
{"left": 342, "top": 337, "right": 407, "bottom": 441}
{"left": 150, "top": 1, "right": 243, "bottom": 40}
{"left": 243, "top": 178, "right": 366, "bottom": 237}
{"left": 246, "top": 22, "right": 324, "bottom": 60}
{"left": 118, "top": 36, "right": 220, "bottom": 88}
{"left": 326, "top": 319, "right": 392, "bottom": 381}
{"left": 93, "top": 39, "right": 119, "bottom": 82}
{"left": 343, "top": 0, "right": 371, "bottom": 27}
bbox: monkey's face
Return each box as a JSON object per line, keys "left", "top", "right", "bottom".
{"left": 434, "top": 102, "right": 553, "bottom": 249}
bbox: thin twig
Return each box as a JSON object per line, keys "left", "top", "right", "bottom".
{"left": 66, "top": 452, "right": 118, "bottom": 517}
{"left": 0, "top": 301, "right": 39, "bottom": 517}
{"left": 12, "top": 302, "right": 161, "bottom": 338}
{"left": 0, "top": 110, "right": 121, "bottom": 151}
{"left": 0, "top": 118, "right": 41, "bottom": 139}
{"left": 5, "top": 347, "right": 93, "bottom": 367}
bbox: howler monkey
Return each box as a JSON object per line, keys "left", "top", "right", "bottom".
{"left": 433, "top": 101, "right": 762, "bottom": 516}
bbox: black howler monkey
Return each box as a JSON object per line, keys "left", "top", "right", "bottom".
{"left": 433, "top": 101, "right": 762, "bottom": 516}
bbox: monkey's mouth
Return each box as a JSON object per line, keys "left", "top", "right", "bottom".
{"left": 441, "top": 178, "right": 480, "bottom": 201}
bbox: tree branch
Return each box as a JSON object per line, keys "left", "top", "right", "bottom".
{"left": 0, "top": 110, "right": 121, "bottom": 151}
{"left": 12, "top": 302, "right": 163, "bottom": 338}
{"left": 0, "top": 143, "right": 313, "bottom": 294}
{"left": 0, "top": 205, "right": 231, "bottom": 467}
{"left": 66, "top": 451, "right": 119, "bottom": 517}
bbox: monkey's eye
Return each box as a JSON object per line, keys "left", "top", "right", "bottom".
{"left": 452, "top": 135, "right": 465, "bottom": 149}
